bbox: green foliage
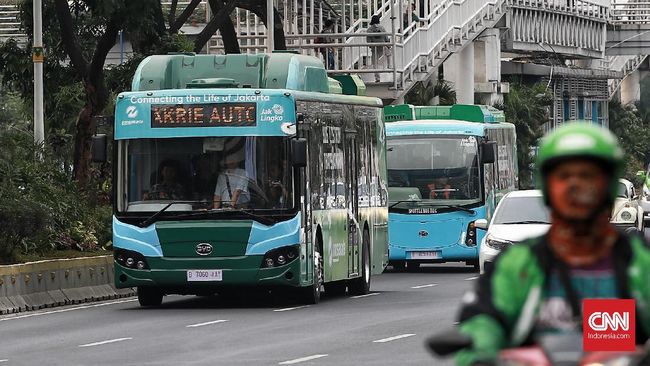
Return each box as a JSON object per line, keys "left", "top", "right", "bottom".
{"left": 404, "top": 78, "right": 457, "bottom": 106}
{"left": 0, "top": 127, "right": 111, "bottom": 263}
{"left": 608, "top": 100, "right": 650, "bottom": 185}
{"left": 494, "top": 82, "right": 553, "bottom": 189}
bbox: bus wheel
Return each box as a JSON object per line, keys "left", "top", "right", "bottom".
{"left": 349, "top": 229, "right": 371, "bottom": 296}
{"left": 137, "top": 287, "right": 163, "bottom": 307}
{"left": 301, "top": 244, "right": 323, "bottom": 304}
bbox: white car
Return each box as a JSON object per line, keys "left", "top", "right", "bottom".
{"left": 476, "top": 190, "right": 551, "bottom": 274}
{"left": 611, "top": 178, "right": 644, "bottom": 233}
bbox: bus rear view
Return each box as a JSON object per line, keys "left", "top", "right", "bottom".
{"left": 384, "top": 104, "right": 517, "bottom": 270}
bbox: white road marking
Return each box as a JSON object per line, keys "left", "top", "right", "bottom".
{"left": 0, "top": 299, "right": 138, "bottom": 322}
{"left": 0, "top": 360, "right": 8, "bottom": 363}
{"left": 373, "top": 334, "right": 416, "bottom": 343}
{"left": 411, "top": 284, "right": 437, "bottom": 289}
{"left": 279, "top": 354, "right": 328, "bottom": 364}
{"left": 350, "top": 293, "right": 379, "bottom": 299}
{"left": 273, "top": 305, "right": 310, "bottom": 312}
{"left": 464, "top": 276, "right": 479, "bottom": 281}
{"left": 186, "top": 319, "right": 228, "bottom": 328}
{"left": 79, "top": 337, "right": 132, "bottom": 348}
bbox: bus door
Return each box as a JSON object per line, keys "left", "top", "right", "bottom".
{"left": 345, "top": 132, "right": 360, "bottom": 277}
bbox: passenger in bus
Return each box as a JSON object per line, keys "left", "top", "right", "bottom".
{"left": 191, "top": 154, "right": 218, "bottom": 202}
{"left": 213, "top": 152, "right": 250, "bottom": 209}
{"left": 267, "top": 164, "right": 288, "bottom": 209}
{"left": 145, "top": 159, "right": 186, "bottom": 200}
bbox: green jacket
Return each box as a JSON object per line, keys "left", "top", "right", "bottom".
{"left": 455, "top": 232, "right": 650, "bottom": 366}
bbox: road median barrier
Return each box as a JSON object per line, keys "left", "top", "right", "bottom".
{"left": 0, "top": 255, "right": 135, "bottom": 314}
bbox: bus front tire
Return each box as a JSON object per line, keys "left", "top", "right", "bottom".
{"left": 301, "top": 244, "right": 323, "bottom": 304}
{"left": 137, "top": 287, "right": 163, "bottom": 307}
{"left": 348, "top": 229, "right": 371, "bottom": 296}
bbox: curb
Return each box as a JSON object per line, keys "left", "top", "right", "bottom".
{"left": 0, "top": 256, "right": 136, "bottom": 314}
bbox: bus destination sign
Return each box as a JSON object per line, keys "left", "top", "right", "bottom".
{"left": 151, "top": 103, "right": 256, "bottom": 127}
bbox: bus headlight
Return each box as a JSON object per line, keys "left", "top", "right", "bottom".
{"left": 261, "top": 245, "right": 300, "bottom": 268}
{"left": 114, "top": 249, "right": 149, "bottom": 270}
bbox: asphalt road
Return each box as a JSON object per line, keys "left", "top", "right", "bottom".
{"left": 0, "top": 264, "right": 477, "bottom": 366}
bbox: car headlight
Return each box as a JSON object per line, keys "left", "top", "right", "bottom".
{"left": 485, "top": 236, "right": 511, "bottom": 251}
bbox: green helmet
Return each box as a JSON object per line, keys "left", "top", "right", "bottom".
{"left": 535, "top": 122, "right": 625, "bottom": 205}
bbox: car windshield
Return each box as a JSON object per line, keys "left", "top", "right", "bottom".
{"left": 387, "top": 135, "right": 481, "bottom": 208}
{"left": 492, "top": 196, "right": 551, "bottom": 224}
{"left": 617, "top": 182, "right": 628, "bottom": 198}
{"left": 120, "top": 136, "right": 293, "bottom": 212}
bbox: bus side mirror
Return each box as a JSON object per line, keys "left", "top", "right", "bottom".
{"left": 291, "top": 138, "right": 307, "bottom": 168}
{"left": 91, "top": 134, "right": 107, "bottom": 163}
{"left": 481, "top": 141, "right": 496, "bottom": 164}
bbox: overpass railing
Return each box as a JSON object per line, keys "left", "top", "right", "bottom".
{"left": 610, "top": 0, "right": 650, "bottom": 24}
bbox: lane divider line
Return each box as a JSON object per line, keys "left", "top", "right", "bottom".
{"left": 273, "top": 305, "right": 310, "bottom": 312}
{"left": 411, "top": 284, "right": 437, "bottom": 289}
{"left": 373, "top": 334, "right": 416, "bottom": 343}
{"left": 0, "top": 359, "right": 8, "bottom": 363}
{"left": 279, "top": 354, "right": 329, "bottom": 364}
{"left": 186, "top": 319, "right": 228, "bottom": 328}
{"left": 0, "top": 299, "right": 138, "bottom": 323}
{"left": 350, "top": 293, "right": 380, "bottom": 299}
{"left": 464, "top": 276, "right": 479, "bottom": 281}
{"left": 79, "top": 337, "right": 132, "bottom": 348}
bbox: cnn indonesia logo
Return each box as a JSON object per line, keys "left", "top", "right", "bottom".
{"left": 583, "top": 299, "right": 636, "bottom": 352}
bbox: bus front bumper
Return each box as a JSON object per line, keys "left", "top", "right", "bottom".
{"left": 388, "top": 244, "right": 478, "bottom": 262}
{"left": 114, "top": 256, "right": 303, "bottom": 291}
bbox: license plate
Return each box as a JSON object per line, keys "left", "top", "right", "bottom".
{"left": 408, "top": 251, "right": 441, "bottom": 260}
{"left": 187, "top": 270, "right": 222, "bottom": 282}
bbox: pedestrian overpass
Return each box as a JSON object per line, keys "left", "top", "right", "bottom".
{"left": 1, "top": 1, "right": 649, "bottom": 108}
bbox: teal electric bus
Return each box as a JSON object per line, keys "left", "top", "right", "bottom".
{"left": 95, "top": 52, "right": 389, "bottom": 306}
{"left": 384, "top": 104, "right": 517, "bottom": 270}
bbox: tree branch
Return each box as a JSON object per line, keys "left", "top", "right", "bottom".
{"left": 168, "top": 0, "right": 178, "bottom": 29}
{"left": 53, "top": 0, "right": 88, "bottom": 78}
{"left": 193, "top": 0, "right": 238, "bottom": 53}
{"left": 89, "top": 15, "right": 120, "bottom": 82}
{"left": 171, "top": 0, "right": 203, "bottom": 33}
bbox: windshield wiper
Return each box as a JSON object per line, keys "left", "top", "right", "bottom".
{"left": 139, "top": 201, "right": 198, "bottom": 227}
{"left": 177, "top": 208, "right": 276, "bottom": 226}
{"left": 500, "top": 220, "right": 550, "bottom": 225}
{"left": 389, "top": 200, "right": 420, "bottom": 209}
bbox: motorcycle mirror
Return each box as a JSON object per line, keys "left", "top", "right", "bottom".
{"left": 425, "top": 328, "right": 473, "bottom": 357}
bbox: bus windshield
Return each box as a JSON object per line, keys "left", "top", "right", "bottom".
{"left": 387, "top": 135, "right": 481, "bottom": 208}
{"left": 120, "top": 136, "right": 293, "bottom": 213}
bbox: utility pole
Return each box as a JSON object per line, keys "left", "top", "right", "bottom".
{"left": 267, "top": 0, "right": 274, "bottom": 52}
{"left": 33, "top": 0, "right": 44, "bottom": 146}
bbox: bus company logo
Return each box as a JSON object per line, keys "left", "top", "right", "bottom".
{"left": 272, "top": 104, "right": 283, "bottom": 115}
{"left": 583, "top": 299, "right": 635, "bottom": 352}
{"left": 195, "top": 243, "right": 213, "bottom": 256}
{"left": 260, "top": 104, "right": 285, "bottom": 122}
{"left": 126, "top": 106, "right": 138, "bottom": 118}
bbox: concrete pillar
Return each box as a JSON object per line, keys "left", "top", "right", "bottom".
{"left": 444, "top": 43, "right": 474, "bottom": 104}
{"left": 472, "top": 28, "right": 501, "bottom": 105}
{"left": 621, "top": 69, "right": 641, "bottom": 105}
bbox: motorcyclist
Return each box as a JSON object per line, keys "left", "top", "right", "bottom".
{"left": 453, "top": 123, "right": 650, "bottom": 366}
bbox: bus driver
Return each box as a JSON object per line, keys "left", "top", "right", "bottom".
{"left": 213, "top": 151, "right": 250, "bottom": 209}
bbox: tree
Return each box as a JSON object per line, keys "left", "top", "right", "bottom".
{"left": 494, "top": 82, "right": 552, "bottom": 189}
{"left": 404, "top": 77, "right": 457, "bottom": 106}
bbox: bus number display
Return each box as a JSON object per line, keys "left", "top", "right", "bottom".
{"left": 151, "top": 103, "right": 256, "bottom": 127}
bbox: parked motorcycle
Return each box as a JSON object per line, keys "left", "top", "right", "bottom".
{"left": 425, "top": 327, "right": 650, "bottom": 366}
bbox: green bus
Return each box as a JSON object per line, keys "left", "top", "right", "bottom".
{"left": 93, "top": 52, "right": 389, "bottom": 306}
